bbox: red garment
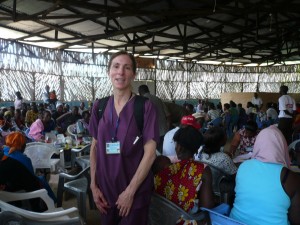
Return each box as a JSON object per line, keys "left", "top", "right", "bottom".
{"left": 154, "top": 160, "right": 204, "bottom": 212}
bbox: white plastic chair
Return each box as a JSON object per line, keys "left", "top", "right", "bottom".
{"left": 24, "top": 142, "right": 62, "bottom": 173}
{"left": 0, "top": 189, "right": 82, "bottom": 224}
{"left": 67, "top": 124, "right": 78, "bottom": 138}
{"left": 71, "top": 144, "right": 91, "bottom": 168}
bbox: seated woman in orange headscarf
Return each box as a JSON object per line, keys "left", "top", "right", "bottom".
{"left": 0, "top": 132, "right": 56, "bottom": 207}
{"left": 153, "top": 126, "right": 214, "bottom": 213}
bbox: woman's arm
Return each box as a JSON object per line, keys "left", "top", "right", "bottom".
{"left": 221, "top": 153, "right": 238, "bottom": 175}
{"left": 116, "top": 139, "right": 157, "bottom": 217}
{"left": 283, "top": 168, "right": 300, "bottom": 224}
{"left": 289, "top": 189, "right": 300, "bottom": 225}
{"left": 228, "top": 132, "right": 241, "bottom": 157}
{"left": 90, "top": 138, "right": 97, "bottom": 190}
{"left": 198, "top": 166, "right": 215, "bottom": 208}
{"left": 90, "top": 138, "right": 109, "bottom": 214}
{"left": 55, "top": 113, "right": 68, "bottom": 126}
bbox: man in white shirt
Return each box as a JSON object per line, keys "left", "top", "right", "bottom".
{"left": 278, "top": 85, "right": 296, "bottom": 144}
{"left": 162, "top": 115, "right": 200, "bottom": 162}
{"left": 251, "top": 93, "right": 263, "bottom": 108}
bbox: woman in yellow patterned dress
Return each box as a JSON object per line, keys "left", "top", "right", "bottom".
{"left": 154, "top": 126, "right": 214, "bottom": 213}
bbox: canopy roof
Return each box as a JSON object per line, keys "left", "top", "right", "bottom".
{"left": 0, "top": 0, "right": 300, "bottom": 66}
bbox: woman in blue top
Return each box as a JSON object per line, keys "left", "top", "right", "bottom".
{"left": 230, "top": 125, "right": 300, "bottom": 225}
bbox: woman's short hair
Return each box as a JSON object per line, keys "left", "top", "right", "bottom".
{"left": 108, "top": 51, "right": 136, "bottom": 73}
{"left": 203, "top": 127, "right": 226, "bottom": 154}
{"left": 173, "top": 126, "right": 203, "bottom": 155}
{"left": 244, "top": 120, "right": 258, "bottom": 132}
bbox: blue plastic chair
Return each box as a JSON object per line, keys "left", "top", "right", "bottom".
{"left": 201, "top": 204, "right": 247, "bottom": 225}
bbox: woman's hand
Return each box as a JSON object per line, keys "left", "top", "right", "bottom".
{"left": 116, "top": 189, "right": 134, "bottom": 217}
{"left": 91, "top": 184, "right": 110, "bottom": 214}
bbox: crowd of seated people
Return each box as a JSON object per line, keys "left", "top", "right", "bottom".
{"left": 56, "top": 106, "right": 82, "bottom": 134}
{"left": 0, "top": 91, "right": 95, "bottom": 215}
{"left": 1, "top": 91, "right": 300, "bottom": 224}
{"left": 0, "top": 99, "right": 93, "bottom": 146}
{"left": 156, "top": 99, "right": 300, "bottom": 225}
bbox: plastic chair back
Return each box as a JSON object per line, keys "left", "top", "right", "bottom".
{"left": 71, "top": 144, "right": 91, "bottom": 168}
{"left": 67, "top": 124, "right": 77, "bottom": 138}
{"left": 24, "top": 142, "right": 61, "bottom": 172}
{"left": 148, "top": 193, "right": 205, "bottom": 225}
{"left": 209, "top": 166, "right": 235, "bottom": 204}
{"left": 57, "top": 164, "right": 94, "bottom": 222}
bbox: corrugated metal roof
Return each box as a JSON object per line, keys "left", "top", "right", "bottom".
{"left": 0, "top": 0, "right": 300, "bottom": 65}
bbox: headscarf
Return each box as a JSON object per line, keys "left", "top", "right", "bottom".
{"left": 252, "top": 125, "right": 290, "bottom": 168}
{"left": 4, "top": 111, "right": 11, "bottom": 117}
{"left": 2, "top": 132, "right": 26, "bottom": 161}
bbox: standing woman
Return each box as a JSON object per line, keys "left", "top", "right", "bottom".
{"left": 14, "top": 91, "right": 23, "bottom": 110}
{"left": 89, "top": 51, "right": 159, "bottom": 225}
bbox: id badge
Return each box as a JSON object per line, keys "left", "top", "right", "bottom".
{"left": 106, "top": 141, "right": 121, "bottom": 154}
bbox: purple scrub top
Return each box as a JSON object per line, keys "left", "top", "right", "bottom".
{"left": 89, "top": 95, "right": 159, "bottom": 209}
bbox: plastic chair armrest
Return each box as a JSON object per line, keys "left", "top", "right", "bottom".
{"left": 58, "top": 166, "right": 90, "bottom": 180}
{"left": 0, "top": 200, "right": 78, "bottom": 221}
{"left": 0, "top": 189, "right": 55, "bottom": 210}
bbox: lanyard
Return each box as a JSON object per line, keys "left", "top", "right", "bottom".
{"left": 110, "top": 93, "right": 132, "bottom": 142}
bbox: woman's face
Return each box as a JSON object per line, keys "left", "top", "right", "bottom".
{"left": 43, "top": 112, "right": 51, "bottom": 123}
{"left": 108, "top": 54, "right": 135, "bottom": 91}
{"left": 83, "top": 113, "right": 90, "bottom": 123}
